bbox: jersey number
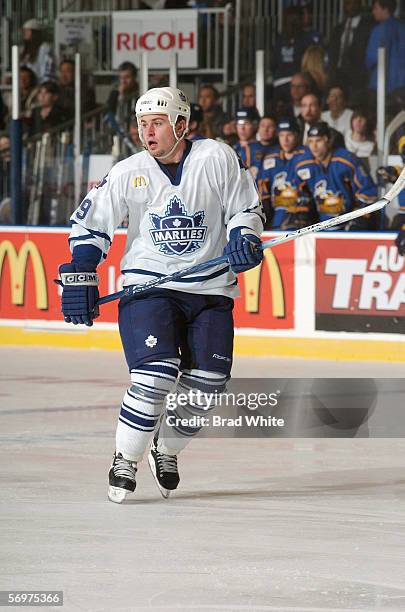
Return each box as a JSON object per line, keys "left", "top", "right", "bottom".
{"left": 76, "top": 198, "right": 92, "bottom": 220}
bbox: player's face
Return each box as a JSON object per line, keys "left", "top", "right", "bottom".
{"left": 279, "top": 131, "right": 298, "bottom": 153}
{"left": 308, "top": 135, "right": 329, "bottom": 160}
{"left": 236, "top": 120, "right": 256, "bottom": 141}
{"left": 140, "top": 114, "right": 185, "bottom": 158}
{"left": 258, "top": 118, "right": 276, "bottom": 142}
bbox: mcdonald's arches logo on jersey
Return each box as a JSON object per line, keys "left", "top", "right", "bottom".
{"left": 243, "top": 249, "right": 285, "bottom": 318}
{"left": 0, "top": 240, "right": 48, "bottom": 310}
{"left": 133, "top": 175, "right": 148, "bottom": 188}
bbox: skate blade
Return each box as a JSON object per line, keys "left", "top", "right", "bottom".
{"left": 148, "top": 453, "right": 171, "bottom": 499}
{"left": 108, "top": 486, "right": 132, "bottom": 504}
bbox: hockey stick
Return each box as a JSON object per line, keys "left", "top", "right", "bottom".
{"left": 96, "top": 166, "right": 405, "bottom": 306}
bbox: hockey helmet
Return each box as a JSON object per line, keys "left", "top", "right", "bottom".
{"left": 135, "top": 87, "right": 190, "bottom": 143}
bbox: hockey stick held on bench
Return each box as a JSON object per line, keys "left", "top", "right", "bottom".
{"left": 97, "top": 166, "right": 405, "bottom": 306}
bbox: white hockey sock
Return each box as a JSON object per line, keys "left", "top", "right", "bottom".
{"left": 158, "top": 369, "right": 227, "bottom": 455}
{"left": 116, "top": 359, "right": 180, "bottom": 461}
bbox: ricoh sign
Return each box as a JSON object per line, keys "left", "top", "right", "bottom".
{"left": 112, "top": 10, "right": 198, "bottom": 69}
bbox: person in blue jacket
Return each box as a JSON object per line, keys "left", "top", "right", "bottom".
{"left": 233, "top": 107, "right": 268, "bottom": 180}
{"left": 292, "top": 122, "right": 377, "bottom": 229}
{"left": 365, "top": 0, "right": 405, "bottom": 95}
{"left": 257, "top": 117, "right": 314, "bottom": 229}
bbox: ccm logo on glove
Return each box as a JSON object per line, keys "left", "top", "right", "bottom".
{"left": 60, "top": 272, "right": 99, "bottom": 286}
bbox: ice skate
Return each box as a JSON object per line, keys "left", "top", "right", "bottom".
{"left": 148, "top": 435, "right": 180, "bottom": 499}
{"left": 108, "top": 452, "right": 137, "bottom": 504}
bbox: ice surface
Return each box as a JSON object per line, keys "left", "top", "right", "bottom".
{"left": 0, "top": 347, "right": 405, "bottom": 611}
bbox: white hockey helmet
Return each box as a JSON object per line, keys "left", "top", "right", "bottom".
{"left": 135, "top": 87, "right": 191, "bottom": 144}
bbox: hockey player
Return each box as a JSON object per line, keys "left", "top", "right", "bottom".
{"left": 292, "top": 122, "right": 377, "bottom": 228}
{"left": 58, "top": 87, "right": 264, "bottom": 503}
{"left": 257, "top": 118, "right": 313, "bottom": 229}
{"left": 233, "top": 107, "right": 268, "bottom": 179}
{"left": 377, "top": 135, "right": 405, "bottom": 254}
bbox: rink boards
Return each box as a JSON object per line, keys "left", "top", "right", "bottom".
{"left": 0, "top": 227, "right": 404, "bottom": 361}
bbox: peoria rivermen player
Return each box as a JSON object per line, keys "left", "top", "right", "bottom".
{"left": 58, "top": 87, "right": 265, "bottom": 503}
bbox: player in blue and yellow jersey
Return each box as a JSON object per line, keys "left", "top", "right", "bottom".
{"left": 292, "top": 122, "right": 377, "bottom": 230}
{"left": 233, "top": 107, "right": 268, "bottom": 180}
{"left": 377, "top": 134, "right": 405, "bottom": 254}
{"left": 257, "top": 118, "right": 314, "bottom": 229}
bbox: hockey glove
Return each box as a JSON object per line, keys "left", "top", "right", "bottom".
{"left": 59, "top": 263, "right": 100, "bottom": 326}
{"left": 224, "top": 227, "right": 263, "bottom": 274}
{"left": 395, "top": 225, "right": 405, "bottom": 256}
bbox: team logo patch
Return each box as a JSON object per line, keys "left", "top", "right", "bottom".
{"left": 145, "top": 335, "right": 158, "bottom": 348}
{"left": 149, "top": 196, "right": 207, "bottom": 256}
{"left": 263, "top": 157, "right": 276, "bottom": 170}
{"left": 297, "top": 168, "right": 311, "bottom": 180}
{"left": 133, "top": 175, "right": 148, "bottom": 188}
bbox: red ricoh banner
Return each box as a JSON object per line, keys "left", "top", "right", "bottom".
{"left": 0, "top": 229, "right": 295, "bottom": 330}
{"left": 316, "top": 237, "right": 405, "bottom": 333}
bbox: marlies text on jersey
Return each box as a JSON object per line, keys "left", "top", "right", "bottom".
{"left": 149, "top": 196, "right": 207, "bottom": 256}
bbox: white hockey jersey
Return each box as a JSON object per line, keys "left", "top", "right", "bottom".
{"left": 69, "top": 138, "right": 264, "bottom": 298}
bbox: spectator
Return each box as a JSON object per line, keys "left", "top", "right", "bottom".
{"left": 257, "top": 115, "right": 278, "bottom": 147}
{"left": 345, "top": 109, "right": 376, "bottom": 158}
{"left": 128, "top": 116, "right": 144, "bottom": 152}
{"left": 0, "top": 89, "right": 8, "bottom": 130}
{"left": 301, "top": 45, "right": 328, "bottom": 96}
{"left": 107, "top": 61, "right": 139, "bottom": 133}
{"left": 300, "top": 2, "right": 324, "bottom": 47}
{"left": 197, "top": 84, "right": 226, "bottom": 138}
{"left": 328, "top": 0, "right": 373, "bottom": 105}
{"left": 58, "top": 59, "right": 97, "bottom": 117}
{"left": 233, "top": 107, "right": 267, "bottom": 179}
{"left": 321, "top": 85, "right": 353, "bottom": 139}
{"left": 0, "top": 132, "right": 11, "bottom": 223}
{"left": 219, "top": 119, "right": 238, "bottom": 147}
{"left": 188, "top": 103, "right": 205, "bottom": 141}
{"left": 272, "top": 6, "right": 308, "bottom": 102}
{"left": 299, "top": 93, "right": 322, "bottom": 142}
{"left": 286, "top": 72, "right": 314, "bottom": 118}
{"left": 366, "top": 0, "right": 405, "bottom": 96}
{"left": 241, "top": 83, "right": 256, "bottom": 108}
{"left": 20, "top": 66, "right": 39, "bottom": 118}
{"left": 29, "top": 81, "right": 68, "bottom": 136}
{"left": 20, "top": 19, "right": 55, "bottom": 83}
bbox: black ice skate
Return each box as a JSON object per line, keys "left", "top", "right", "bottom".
{"left": 148, "top": 436, "right": 180, "bottom": 499}
{"left": 108, "top": 452, "right": 137, "bottom": 504}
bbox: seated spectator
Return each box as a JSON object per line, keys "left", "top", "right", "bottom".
{"left": 328, "top": 0, "right": 373, "bottom": 104}
{"left": 321, "top": 85, "right": 353, "bottom": 139}
{"left": 345, "top": 109, "right": 376, "bottom": 158}
{"left": 301, "top": 45, "right": 327, "bottom": 97}
{"left": 188, "top": 103, "right": 205, "bottom": 141}
{"left": 257, "top": 115, "right": 278, "bottom": 147}
{"left": 366, "top": 0, "right": 405, "bottom": 97}
{"left": 20, "top": 19, "right": 55, "bottom": 83}
{"left": 219, "top": 119, "right": 238, "bottom": 147}
{"left": 57, "top": 59, "right": 97, "bottom": 117}
{"left": 197, "top": 84, "right": 226, "bottom": 138}
{"left": 107, "top": 61, "right": 139, "bottom": 133}
{"left": 282, "top": 72, "right": 314, "bottom": 118}
{"left": 299, "top": 93, "right": 322, "bottom": 142}
{"left": 29, "top": 81, "right": 68, "bottom": 135}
